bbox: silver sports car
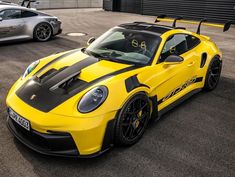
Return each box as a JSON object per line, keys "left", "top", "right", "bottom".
{"left": 0, "top": 4, "right": 62, "bottom": 42}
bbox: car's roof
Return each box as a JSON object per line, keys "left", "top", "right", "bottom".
{"left": 0, "top": 4, "right": 29, "bottom": 11}
{"left": 119, "top": 22, "right": 174, "bottom": 36}
{"left": 0, "top": 5, "right": 53, "bottom": 17}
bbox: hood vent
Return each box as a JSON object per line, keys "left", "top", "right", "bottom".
{"left": 35, "top": 66, "right": 87, "bottom": 94}
{"left": 39, "top": 67, "right": 68, "bottom": 84}
{"left": 38, "top": 67, "right": 87, "bottom": 94}
{"left": 58, "top": 76, "right": 87, "bottom": 93}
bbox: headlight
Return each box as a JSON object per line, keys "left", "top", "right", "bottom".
{"left": 78, "top": 86, "right": 108, "bottom": 113}
{"left": 22, "top": 60, "right": 40, "bottom": 79}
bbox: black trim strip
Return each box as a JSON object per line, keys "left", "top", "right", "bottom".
{"left": 195, "top": 77, "right": 203, "bottom": 82}
{"left": 125, "top": 75, "right": 150, "bottom": 93}
{"left": 149, "top": 96, "right": 159, "bottom": 121}
{"left": 101, "top": 119, "right": 116, "bottom": 151}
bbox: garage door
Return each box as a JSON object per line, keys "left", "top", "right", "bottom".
{"left": 118, "top": 0, "right": 141, "bottom": 14}
{"left": 142, "top": 0, "right": 235, "bottom": 24}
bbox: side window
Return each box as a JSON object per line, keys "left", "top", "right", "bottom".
{"left": 0, "top": 11, "right": 4, "bottom": 18}
{"left": 0, "top": 9, "right": 21, "bottom": 20}
{"left": 186, "top": 35, "right": 200, "bottom": 50}
{"left": 160, "top": 34, "right": 188, "bottom": 62}
{"left": 21, "top": 10, "right": 38, "bottom": 18}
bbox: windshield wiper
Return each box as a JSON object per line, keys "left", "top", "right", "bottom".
{"left": 84, "top": 49, "right": 145, "bottom": 66}
{"left": 84, "top": 50, "right": 118, "bottom": 62}
{"left": 84, "top": 49, "right": 106, "bottom": 59}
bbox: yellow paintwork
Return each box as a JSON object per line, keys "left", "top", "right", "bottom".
{"left": 6, "top": 27, "right": 222, "bottom": 156}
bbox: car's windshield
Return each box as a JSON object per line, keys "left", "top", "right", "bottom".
{"left": 85, "top": 27, "right": 161, "bottom": 65}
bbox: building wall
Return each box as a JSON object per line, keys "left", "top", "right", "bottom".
{"left": 10, "top": 0, "right": 103, "bottom": 9}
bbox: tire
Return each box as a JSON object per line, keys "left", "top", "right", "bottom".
{"left": 204, "top": 56, "right": 222, "bottom": 91}
{"left": 115, "top": 93, "right": 151, "bottom": 146}
{"left": 33, "top": 22, "right": 52, "bottom": 42}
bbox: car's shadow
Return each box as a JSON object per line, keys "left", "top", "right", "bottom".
{"left": 0, "top": 36, "right": 81, "bottom": 50}
{"left": 0, "top": 36, "right": 83, "bottom": 62}
{"left": 0, "top": 35, "right": 77, "bottom": 45}
{"left": 10, "top": 76, "right": 235, "bottom": 175}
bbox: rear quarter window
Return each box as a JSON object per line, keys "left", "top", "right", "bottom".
{"left": 21, "top": 10, "right": 38, "bottom": 18}
{"left": 186, "top": 35, "right": 200, "bottom": 50}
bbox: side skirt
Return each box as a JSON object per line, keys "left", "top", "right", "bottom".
{"left": 158, "top": 88, "right": 202, "bottom": 118}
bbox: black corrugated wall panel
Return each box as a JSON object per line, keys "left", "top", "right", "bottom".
{"left": 120, "top": 0, "right": 142, "bottom": 14}
{"left": 103, "top": 0, "right": 142, "bottom": 13}
{"left": 142, "top": 0, "right": 235, "bottom": 24}
{"left": 103, "top": 0, "right": 113, "bottom": 11}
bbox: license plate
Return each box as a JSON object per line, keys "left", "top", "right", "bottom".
{"left": 8, "top": 108, "right": 30, "bottom": 131}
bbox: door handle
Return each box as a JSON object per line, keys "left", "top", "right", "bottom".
{"left": 187, "top": 61, "right": 195, "bottom": 67}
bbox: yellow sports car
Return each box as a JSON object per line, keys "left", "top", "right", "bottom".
{"left": 6, "top": 17, "right": 231, "bottom": 157}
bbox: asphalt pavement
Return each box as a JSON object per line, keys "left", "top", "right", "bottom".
{"left": 0, "top": 8, "right": 234, "bottom": 177}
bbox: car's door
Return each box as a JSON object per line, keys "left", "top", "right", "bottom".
{"left": 146, "top": 34, "right": 200, "bottom": 111}
{"left": 0, "top": 9, "right": 25, "bottom": 39}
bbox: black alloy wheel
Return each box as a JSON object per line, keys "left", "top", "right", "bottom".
{"left": 115, "top": 93, "right": 151, "bottom": 146}
{"left": 204, "top": 56, "right": 222, "bottom": 91}
{"left": 34, "top": 23, "right": 52, "bottom": 42}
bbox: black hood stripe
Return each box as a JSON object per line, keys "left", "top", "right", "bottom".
{"left": 44, "top": 56, "right": 98, "bottom": 90}
{"left": 69, "top": 65, "right": 138, "bottom": 95}
{"left": 34, "top": 49, "right": 81, "bottom": 76}
{"left": 17, "top": 56, "right": 140, "bottom": 112}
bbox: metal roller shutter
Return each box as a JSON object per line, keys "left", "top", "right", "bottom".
{"left": 119, "top": 0, "right": 142, "bottom": 14}
{"left": 142, "top": 0, "right": 235, "bottom": 24}
{"left": 103, "top": 0, "right": 114, "bottom": 11}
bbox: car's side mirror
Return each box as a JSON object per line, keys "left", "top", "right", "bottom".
{"left": 0, "top": 17, "right": 3, "bottom": 22}
{"left": 87, "top": 37, "right": 96, "bottom": 46}
{"left": 164, "top": 55, "right": 184, "bottom": 65}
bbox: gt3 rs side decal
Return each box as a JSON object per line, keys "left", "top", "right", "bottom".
{"left": 16, "top": 56, "right": 140, "bottom": 112}
{"left": 158, "top": 76, "right": 203, "bottom": 105}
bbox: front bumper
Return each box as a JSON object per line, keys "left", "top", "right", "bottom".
{"left": 7, "top": 113, "right": 115, "bottom": 158}
{"left": 6, "top": 86, "right": 117, "bottom": 157}
{"left": 7, "top": 116, "right": 79, "bottom": 157}
{"left": 52, "top": 20, "right": 62, "bottom": 36}
{"left": 55, "top": 28, "right": 62, "bottom": 35}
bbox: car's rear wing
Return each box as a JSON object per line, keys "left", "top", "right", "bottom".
{"left": 19, "top": 0, "right": 39, "bottom": 8}
{"left": 155, "top": 15, "right": 232, "bottom": 34}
